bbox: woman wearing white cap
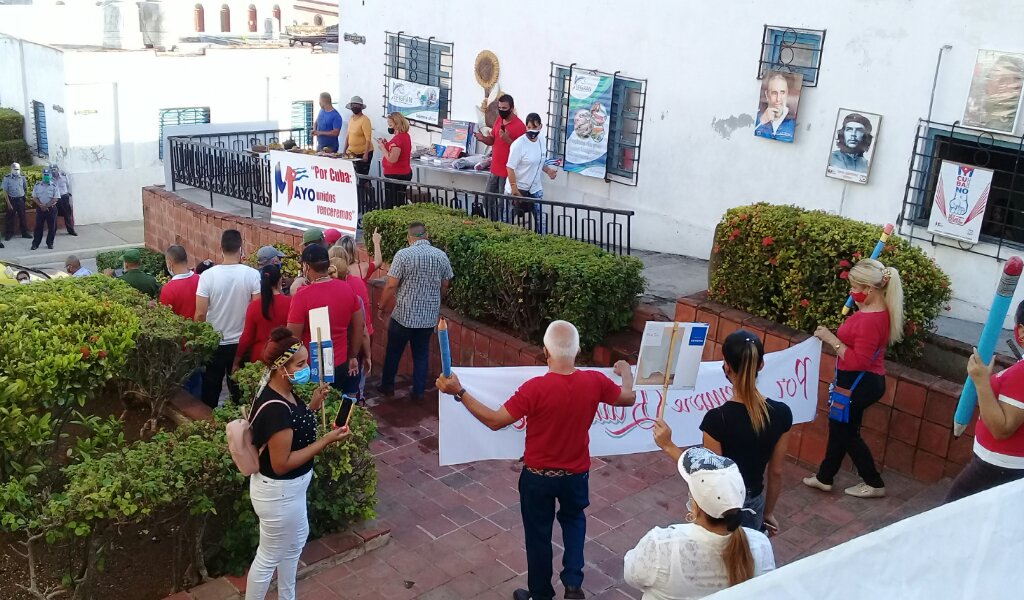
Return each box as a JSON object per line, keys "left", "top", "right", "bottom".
{"left": 624, "top": 445, "right": 775, "bottom": 599}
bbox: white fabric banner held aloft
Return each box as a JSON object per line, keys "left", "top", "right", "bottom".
{"left": 439, "top": 338, "right": 821, "bottom": 466}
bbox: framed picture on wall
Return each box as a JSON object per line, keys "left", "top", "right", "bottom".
{"left": 825, "top": 109, "right": 882, "bottom": 185}
{"left": 754, "top": 70, "right": 802, "bottom": 143}
{"left": 962, "top": 50, "right": 1024, "bottom": 134}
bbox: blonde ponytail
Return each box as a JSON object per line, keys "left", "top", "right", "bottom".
{"left": 719, "top": 510, "right": 755, "bottom": 586}
{"left": 849, "top": 258, "right": 905, "bottom": 344}
{"left": 328, "top": 258, "right": 347, "bottom": 279}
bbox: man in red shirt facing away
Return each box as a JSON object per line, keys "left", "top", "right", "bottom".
{"left": 159, "top": 244, "right": 202, "bottom": 396}
{"left": 437, "top": 320, "right": 636, "bottom": 600}
{"left": 474, "top": 94, "right": 527, "bottom": 221}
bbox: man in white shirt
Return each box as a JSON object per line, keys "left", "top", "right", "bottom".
{"left": 505, "top": 112, "right": 556, "bottom": 232}
{"left": 196, "top": 229, "right": 260, "bottom": 407}
{"left": 64, "top": 255, "right": 92, "bottom": 277}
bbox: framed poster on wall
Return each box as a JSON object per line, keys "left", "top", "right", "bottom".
{"left": 962, "top": 50, "right": 1024, "bottom": 134}
{"left": 825, "top": 109, "right": 881, "bottom": 185}
{"left": 927, "top": 160, "right": 994, "bottom": 244}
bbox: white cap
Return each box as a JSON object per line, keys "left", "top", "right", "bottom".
{"left": 11, "top": 162, "right": 20, "bottom": 170}
{"left": 677, "top": 447, "right": 747, "bottom": 519}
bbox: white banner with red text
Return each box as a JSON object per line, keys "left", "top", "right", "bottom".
{"left": 438, "top": 337, "right": 821, "bottom": 466}
{"left": 269, "top": 150, "right": 358, "bottom": 234}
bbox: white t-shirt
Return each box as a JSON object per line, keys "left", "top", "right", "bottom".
{"left": 504, "top": 135, "right": 545, "bottom": 195}
{"left": 196, "top": 263, "right": 260, "bottom": 345}
{"left": 623, "top": 523, "right": 775, "bottom": 600}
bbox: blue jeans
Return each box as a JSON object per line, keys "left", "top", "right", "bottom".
{"left": 381, "top": 318, "right": 433, "bottom": 395}
{"left": 742, "top": 488, "right": 766, "bottom": 531}
{"left": 184, "top": 370, "right": 202, "bottom": 398}
{"left": 519, "top": 469, "right": 590, "bottom": 600}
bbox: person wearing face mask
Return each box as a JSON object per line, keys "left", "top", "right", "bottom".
{"left": 312, "top": 92, "right": 343, "bottom": 152}
{"left": 244, "top": 328, "right": 352, "bottom": 600}
{"left": 625, "top": 446, "right": 775, "bottom": 599}
{"left": 30, "top": 168, "right": 60, "bottom": 251}
{"left": 808, "top": 258, "right": 905, "bottom": 499}
{"left": 341, "top": 96, "right": 373, "bottom": 208}
{"left": 3, "top": 162, "right": 31, "bottom": 242}
{"left": 473, "top": 94, "right": 527, "bottom": 219}
{"left": 376, "top": 112, "right": 412, "bottom": 209}
{"left": 50, "top": 164, "right": 76, "bottom": 236}
{"left": 15, "top": 270, "right": 31, "bottom": 284}
{"left": 505, "top": 113, "right": 558, "bottom": 233}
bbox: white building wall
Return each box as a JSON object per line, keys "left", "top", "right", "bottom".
{"left": 338, "top": 0, "right": 1024, "bottom": 329}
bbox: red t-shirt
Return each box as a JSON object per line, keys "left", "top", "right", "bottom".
{"left": 836, "top": 310, "right": 889, "bottom": 375}
{"left": 345, "top": 275, "right": 373, "bottom": 336}
{"left": 159, "top": 272, "right": 200, "bottom": 320}
{"left": 382, "top": 132, "right": 412, "bottom": 176}
{"left": 503, "top": 370, "right": 621, "bottom": 473}
{"left": 287, "top": 279, "right": 359, "bottom": 365}
{"left": 489, "top": 115, "right": 527, "bottom": 177}
{"left": 237, "top": 294, "right": 292, "bottom": 365}
{"left": 974, "top": 360, "right": 1024, "bottom": 469}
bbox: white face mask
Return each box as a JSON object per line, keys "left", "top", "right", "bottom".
{"left": 11, "top": 169, "right": 19, "bottom": 176}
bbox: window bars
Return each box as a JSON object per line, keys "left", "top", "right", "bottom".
{"left": 383, "top": 31, "right": 453, "bottom": 129}
{"left": 757, "top": 25, "right": 826, "bottom": 87}
{"left": 159, "top": 107, "right": 211, "bottom": 160}
{"left": 291, "top": 100, "right": 314, "bottom": 146}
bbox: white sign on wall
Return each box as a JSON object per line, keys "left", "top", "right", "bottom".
{"left": 269, "top": 150, "right": 358, "bottom": 234}
{"left": 439, "top": 338, "right": 821, "bottom": 466}
{"left": 927, "top": 160, "right": 994, "bottom": 244}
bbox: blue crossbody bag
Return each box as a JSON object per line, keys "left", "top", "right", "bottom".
{"left": 828, "top": 348, "right": 881, "bottom": 423}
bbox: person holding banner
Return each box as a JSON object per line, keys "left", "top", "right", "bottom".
{"left": 436, "top": 320, "right": 635, "bottom": 600}
{"left": 805, "top": 258, "right": 905, "bottom": 499}
{"left": 624, "top": 447, "right": 775, "bottom": 599}
{"left": 945, "top": 300, "right": 1024, "bottom": 503}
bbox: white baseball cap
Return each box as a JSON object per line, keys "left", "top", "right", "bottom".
{"left": 677, "top": 447, "right": 747, "bottom": 519}
{"left": 11, "top": 162, "right": 20, "bottom": 170}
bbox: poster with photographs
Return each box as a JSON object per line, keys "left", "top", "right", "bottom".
{"left": 754, "top": 70, "right": 802, "bottom": 143}
{"left": 633, "top": 322, "right": 708, "bottom": 392}
{"left": 564, "top": 72, "right": 613, "bottom": 178}
{"left": 963, "top": 50, "right": 1024, "bottom": 134}
{"left": 825, "top": 109, "right": 882, "bottom": 185}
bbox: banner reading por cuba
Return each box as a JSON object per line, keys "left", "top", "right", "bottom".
{"left": 439, "top": 338, "right": 821, "bottom": 466}
{"left": 269, "top": 150, "right": 358, "bottom": 234}
{"left": 387, "top": 78, "right": 441, "bottom": 125}
{"left": 564, "top": 72, "right": 614, "bottom": 179}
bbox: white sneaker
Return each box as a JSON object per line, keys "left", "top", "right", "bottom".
{"left": 802, "top": 475, "right": 832, "bottom": 492}
{"left": 844, "top": 483, "right": 886, "bottom": 498}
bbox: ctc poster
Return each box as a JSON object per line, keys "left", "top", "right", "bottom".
{"left": 269, "top": 150, "right": 358, "bottom": 234}
{"left": 564, "top": 72, "right": 613, "bottom": 178}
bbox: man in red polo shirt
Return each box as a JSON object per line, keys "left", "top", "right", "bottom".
{"left": 159, "top": 244, "right": 203, "bottom": 396}
{"left": 437, "top": 320, "right": 635, "bottom": 600}
{"left": 474, "top": 94, "right": 527, "bottom": 220}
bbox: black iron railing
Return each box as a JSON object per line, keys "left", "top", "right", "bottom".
{"left": 168, "top": 138, "right": 270, "bottom": 216}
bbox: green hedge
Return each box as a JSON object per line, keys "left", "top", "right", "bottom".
{"left": 244, "top": 241, "right": 302, "bottom": 278}
{"left": 0, "top": 108, "right": 24, "bottom": 142}
{"left": 708, "top": 203, "right": 952, "bottom": 362}
{"left": 362, "top": 204, "right": 645, "bottom": 348}
{"left": 96, "top": 247, "right": 169, "bottom": 280}
{"left": 0, "top": 139, "right": 31, "bottom": 167}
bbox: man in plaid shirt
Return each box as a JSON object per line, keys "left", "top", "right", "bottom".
{"left": 378, "top": 222, "right": 453, "bottom": 401}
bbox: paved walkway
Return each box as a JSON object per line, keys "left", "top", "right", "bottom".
{"left": 0, "top": 220, "right": 143, "bottom": 273}
{"left": 293, "top": 382, "right": 951, "bottom": 600}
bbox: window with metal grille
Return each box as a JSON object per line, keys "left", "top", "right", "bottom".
{"left": 291, "top": 100, "right": 314, "bottom": 146}
{"left": 384, "top": 32, "right": 453, "bottom": 128}
{"left": 757, "top": 26, "right": 826, "bottom": 87}
{"left": 159, "top": 107, "right": 210, "bottom": 160}
{"left": 899, "top": 119, "right": 1024, "bottom": 256}
{"left": 31, "top": 100, "right": 48, "bottom": 157}
{"left": 546, "top": 64, "right": 647, "bottom": 186}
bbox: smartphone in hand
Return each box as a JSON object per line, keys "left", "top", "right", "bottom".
{"left": 333, "top": 395, "right": 356, "bottom": 429}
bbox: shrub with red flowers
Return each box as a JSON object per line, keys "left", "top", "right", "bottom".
{"left": 709, "top": 203, "right": 952, "bottom": 362}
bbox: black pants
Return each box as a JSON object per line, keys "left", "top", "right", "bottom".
{"left": 57, "top": 194, "right": 75, "bottom": 233}
{"left": 32, "top": 206, "right": 57, "bottom": 248}
{"left": 5, "top": 196, "right": 29, "bottom": 238}
{"left": 354, "top": 150, "right": 374, "bottom": 210}
{"left": 383, "top": 172, "right": 412, "bottom": 209}
{"left": 202, "top": 343, "right": 240, "bottom": 408}
{"left": 817, "top": 370, "right": 886, "bottom": 488}
{"left": 945, "top": 455, "right": 1024, "bottom": 503}
{"left": 519, "top": 470, "right": 589, "bottom": 600}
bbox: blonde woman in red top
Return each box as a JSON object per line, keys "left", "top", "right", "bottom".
{"left": 376, "top": 112, "right": 412, "bottom": 209}
{"left": 805, "top": 258, "right": 905, "bottom": 498}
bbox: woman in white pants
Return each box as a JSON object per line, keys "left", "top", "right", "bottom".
{"left": 246, "top": 328, "right": 351, "bottom": 600}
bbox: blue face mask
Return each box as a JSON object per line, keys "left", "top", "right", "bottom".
{"left": 288, "top": 366, "right": 311, "bottom": 385}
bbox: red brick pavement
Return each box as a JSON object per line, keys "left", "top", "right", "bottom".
{"left": 307, "top": 384, "right": 952, "bottom": 600}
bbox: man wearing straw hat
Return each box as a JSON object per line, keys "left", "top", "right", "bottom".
{"left": 342, "top": 95, "right": 374, "bottom": 206}
{"left": 436, "top": 321, "right": 636, "bottom": 600}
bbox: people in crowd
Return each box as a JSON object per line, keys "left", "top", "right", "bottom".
{"left": 806, "top": 258, "right": 905, "bottom": 499}
{"left": 235, "top": 264, "right": 292, "bottom": 373}
{"left": 15, "top": 270, "right": 31, "bottom": 284}
{"left": 49, "top": 164, "right": 76, "bottom": 236}
{"left": 338, "top": 229, "right": 382, "bottom": 281}
{"left": 685, "top": 330, "right": 792, "bottom": 532}
{"left": 506, "top": 112, "right": 557, "bottom": 231}
{"left": 329, "top": 245, "right": 373, "bottom": 402}
{"left": 945, "top": 299, "right": 1024, "bottom": 503}
{"left": 377, "top": 112, "right": 413, "bottom": 209}
{"left": 160, "top": 244, "right": 203, "bottom": 397}
{"left": 256, "top": 245, "right": 284, "bottom": 268}
{"left": 64, "top": 255, "right": 92, "bottom": 277}
{"left": 312, "top": 92, "right": 342, "bottom": 153}
{"left": 378, "top": 222, "right": 453, "bottom": 401}
{"left": 324, "top": 228, "right": 342, "bottom": 249}
{"left": 625, "top": 446, "right": 776, "bottom": 599}
{"left": 473, "top": 94, "right": 527, "bottom": 218}
{"left": 118, "top": 248, "right": 160, "bottom": 298}
{"left": 196, "top": 230, "right": 261, "bottom": 408}
{"left": 3, "top": 162, "right": 30, "bottom": 241}
{"left": 343, "top": 95, "right": 373, "bottom": 209}
{"left": 287, "top": 244, "right": 365, "bottom": 395}
{"left": 290, "top": 228, "right": 327, "bottom": 295}
{"left": 196, "top": 259, "right": 215, "bottom": 275}
{"left": 436, "top": 320, "right": 635, "bottom": 600}
{"left": 244, "top": 328, "right": 351, "bottom": 600}
{"left": 30, "top": 168, "right": 59, "bottom": 251}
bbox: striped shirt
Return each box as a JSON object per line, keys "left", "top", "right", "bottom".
{"left": 388, "top": 240, "right": 453, "bottom": 329}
